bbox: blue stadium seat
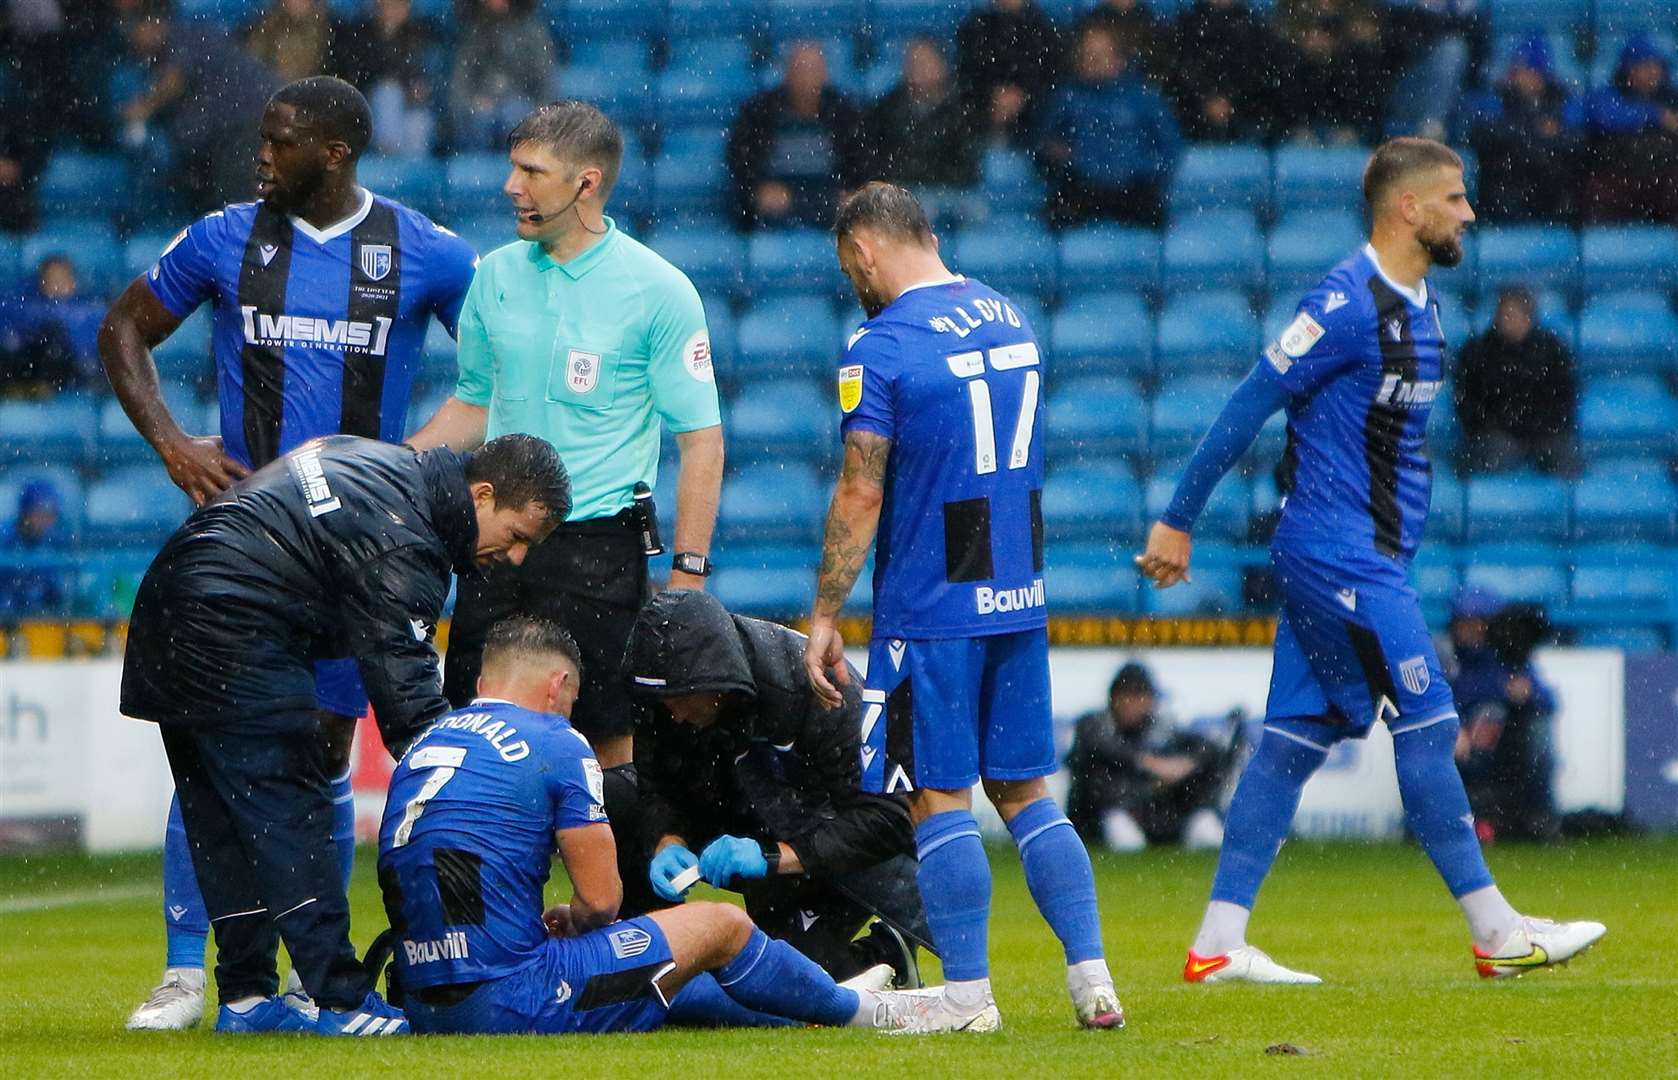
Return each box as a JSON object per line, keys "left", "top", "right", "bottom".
{"left": 123, "top": 230, "right": 176, "bottom": 282}
{"left": 97, "top": 389, "right": 198, "bottom": 467}
{"left": 735, "top": 295, "right": 839, "bottom": 377}
{"left": 1273, "top": 146, "right": 1369, "bottom": 214}
{"left": 1582, "top": 226, "right": 1678, "bottom": 295}
{"left": 656, "top": 61, "right": 756, "bottom": 127}
{"left": 664, "top": 37, "right": 755, "bottom": 87}
{"left": 651, "top": 229, "right": 746, "bottom": 297}
{"left": 1145, "top": 455, "right": 1250, "bottom": 538}
{"left": 38, "top": 151, "right": 128, "bottom": 220}
{"left": 359, "top": 156, "right": 444, "bottom": 218}
{"left": 553, "top": 0, "right": 665, "bottom": 44}
{"left": 1048, "top": 292, "right": 1153, "bottom": 376}
{"left": 0, "top": 396, "right": 97, "bottom": 466}
{"left": 1408, "top": 545, "right": 1461, "bottom": 621}
{"left": 1464, "top": 471, "right": 1571, "bottom": 541}
{"left": 1266, "top": 210, "right": 1364, "bottom": 297}
{"left": 562, "top": 52, "right": 656, "bottom": 126}
{"left": 0, "top": 464, "right": 83, "bottom": 542}
{"left": 1569, "top": 542, "right": 1676, "bottom": 623}
{"left": 1461, "top": 541, "right": 1570, "bottom": 606}
{"left": 725, "top": 378, "right": 836, "bottom": 463}
{"left": 747, "top": 229, "right": 843, "bottom": 295}
{"left": 712, "top": 566, "right": 815, "bottom": 617}
{"left": 867, "top": 0, "right": 969, "bottom": 37}
{"left": 1058, "top": 224, "right": 1160, "bottom": 293}
{"left": 1427, "top": 469, "right": 1466, "bottom": 543}
{"left": 1572, "top": 461, "right": 1678, "bottom": 542}
{"left": 21, "top": 222, "right": 123, "bottom": 295}
{"left": 1046, "top": 377, "right": 1147, "bottom": 458}
{"left": 443, "top": 153, "right": 513, "bottom": 218}
{"left": 1577, "top": 291, "right": 1678, "bottom": 374}
{"left": 1155, "top": 291, "right": 1258, "bottom": 374}
{"left": 978, "top": 147, "right": 1046, "bottom": 213}
{"left": 1139, "top": 549, "right": 1246, "bottom": 615}
{"left": 1594, "top": 0, "right": 1678, "bottom": 37}
{"left": 953, "top": 224, "right": 1056, "bottom": 300}
{"left": 85, "top": 464, "right": 193, "bottom": 547}
{"left": 696, "top": 292, "right": 737, "bottom": 380}
{"left": 651, "top": 128, "right": 729, "bottom": 217}
{"left": 668, "top": 0, "right": 755, "bottom": 36}
{"left": 1161, "top": 210, "right": 1263, "bottom": 291}
{"left": 1580, "top": 377, "right": 1678, "bottom": 456}
{"left": 763, "top": 1, "right": 866, "bottom": 43}
{"left": 1574, "top": 624, "right": 1668, "bottom": 650}
{"left": 716, "top": 461, "right": 827, "bottom": 543}
{"left": 1473, "top": 225, "right": 1578, "bottom": 293}
{"left": 1044, "top": 540, "right": 1140, "bottom": 613}
{"left": 1487, "top": 0, "right": 1588, "bottom": 34}
{"left": 447, "top": 214, "right": 516, "bottom": 261}
{"left": 1041, "top": 461, "right": 1142, "bottom": 542}
{"left": 1168, "top": 144, "right": 1270, "bottom": 215}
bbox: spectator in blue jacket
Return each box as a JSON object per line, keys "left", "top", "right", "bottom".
{"left": 1, "top": 256, "right": 107, "bottom": 396}
{"left": 1463, "top": 34, "right": 1582, "bottom": 223}
{"left": 1036, "top": 23, "right": 1181, "bottom": 228}
{"left": 1582, "top": 34, "right": 1678, "bottom": 223}
{"left": 0, "top": 479, "right": 72, "bottom": 618}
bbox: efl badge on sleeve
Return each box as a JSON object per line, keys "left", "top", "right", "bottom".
{"left": 359, "top": 244, "right": 392, "bottom": 282}
{"left": 1279, "top": 311, "right": 1325, "bottom": 358}
{"left": 566, "top": 349, "right": 600, "bottom": 394}
{"left": 838, "top": 364, "right": 863, "bottom": 413}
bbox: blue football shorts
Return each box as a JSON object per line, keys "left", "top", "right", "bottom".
{"left": 312, "top": 657, "right": 368, "bottom": 718}
{"left": 402, "top": 916, "right": 676, "bottom": 1035}
{"left": 860, "top": 627, "right": 1055, "bottom": 793}
{"left": 1264, "top": 544, "right": 1458, "bottom": 748}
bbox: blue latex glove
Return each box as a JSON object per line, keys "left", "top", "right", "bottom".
{"left": 649, "top": 843, "right": 699, "bottom": 902}
{"left": 698, "top": 835, "right": 769, "bottom": 889}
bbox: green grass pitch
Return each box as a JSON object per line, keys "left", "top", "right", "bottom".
{"left": 3, "top": 837, "right": 1675, "bottom": 1078}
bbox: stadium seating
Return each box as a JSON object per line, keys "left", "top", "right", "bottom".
{"left": 1046, "top": 376, "right": 1147, "bottom": 459}
{"left": 1460, "top": 541, "right": 1571, "bottom": 607}
{"left": 1475, "top": 226, "right": 1579, "bottom": 293}
{"left": 954, "top": 223, "right": 1057, "bottom": 298}
{"left": 1144, "top": 465, "right": 1250, "bottom": 541}
{"left": 651, "top": 127, "right": 729, "bottom": 218}
{"left": 1161, "top": 210, "right": 1264, "bottom": 292}
{"left": 1464, "top": 471, "right": 1572, "bottom": 542}
{"left": 0, "top": 464, "right": 83, "bottom": 541}
{"left": 735, "top": 294, "right": 839, "bottom": 377}
{"left": 1572, "top": 461, "right": 1678, "bottom": 542}
{"left": 1570, "top": 542, "right": 1677, "bottom": 624}
{"left": 1579, "top": 377, "right": 1678, "bottom": 456}
{"left": 84, "top": 465, "right": 192, "bottom": 548}
{"left": 357, "top": 156, "right": 445, "bottom": 220}
{"left": 442, "top": 153, "right": 513, "bottom": 219}
{"left": 1267, "top": 210, "right": 1364, "bottom": 297}
{"left": 21, "top": 220, "right": 124, "bottom": 294}
{"left": 716, "top": 461, "right": 826, "bottom": 543}
{"left": 38, "top": 151, "right": 128, "bottom": 221}
{"left": 746, "top": 229, "right": 842, "bottom": 295}
{"left": 652, "top": 229, "right": 745, "bottom": 296}
{"left": 1577, "top": 292, "right": 1678, "bottom": 375}
{"left": 1272, "top": 146, "right": 1369, "bottom": 215}
{"left": 979, "top": 148, "right": 1047, "bottom": 215}
{"left": 1580, "top": 226, "right": 1678, "bottom": 294}
{"left": 1155, "top": 292, "right": 1257, "bottom": 374}
{"left": 1169, "top": 144, "right": 1270, "bottom": 216}
{"left": 1043, "top": 540, "right": 1140, "bottom": 614}
{"left": 0, "top": 396, "right": 97, "bottom": 467}
{"left": 1058, "top": 224, "right": 1160, "bottom": 294}
{"left": 724, "top": 378, "right": 836, "bottom": 463}
{"left": 1048, "top": 292, "right": 1153, "bottom": 377}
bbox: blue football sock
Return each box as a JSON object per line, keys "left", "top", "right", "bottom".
{"left": 330, "top": 769, "right": 355, "bottom": 893}
{"left": 1209, "top": 727, "right": 1328, "bottom": 909}
{"left": 162, "top": 794, "right": 209, "bottom": 970}
{"left": 1394, "top": 718, "right": 1495, "bottom": 898}
{"left": 665, "top": 973, "right": 797, "bottom": 1028}
{"left": 914, "top": 810, "right": 992, "bottom": 982}
{"left": 1007, "top": 797, "right": 1103, "bottom": 964}
{"left": 714, "top": 927, "right": 857, "bottom": 1027}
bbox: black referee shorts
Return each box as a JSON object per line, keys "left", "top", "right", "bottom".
{"left": 445, "top": 508, "right": 648, "bottom": 740}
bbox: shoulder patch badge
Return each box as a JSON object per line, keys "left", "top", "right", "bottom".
{"left": 1279, "top": 311, "right": 1326, "bottom": 358}
{"left": 838, "top": 364, "right": 863, "bottom": 413}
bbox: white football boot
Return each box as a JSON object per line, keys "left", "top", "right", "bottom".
{"left": 839, "top": 963, "right": 896, "bottom": 994}
{"left": 877, "top": 987, "right": 1002, "bottom": 1034}
{"left": 280, "top": 969, "right": 320, "bottom": 1020}
{"left": 1184, "top": 945, "right": 1322, "bottom": 985}
{"left": 126, "top": 967, "right": 207, "bottom": 1030}
{"left": 1474, "top": 917, "right": 1607, "bottom": 979}
{"left": 1072, "top": 982, "right": 1126, "bottom": 1029}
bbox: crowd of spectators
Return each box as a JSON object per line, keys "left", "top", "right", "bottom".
{"left": 0, "top": 0, "right": 1672, "bottom": 232}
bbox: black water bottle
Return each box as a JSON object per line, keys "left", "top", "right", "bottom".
{"left": 633, "top": 482, "right": 664, "bottom": 556}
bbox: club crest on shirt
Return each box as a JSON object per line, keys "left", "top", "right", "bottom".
{"left": 838, "top": 364, "right": 863, "bottom": 413}
{"left": 609, "top": 927, "right": 652, "bottom": 959}
{"left": 1398, "top": 655, "right": 1431, "bottom": 695}
{"left": 358, "top": 243, "right": 392, "bottom": 282}
{"left": 566, "top": 349, "right": 600, "bottom": 394}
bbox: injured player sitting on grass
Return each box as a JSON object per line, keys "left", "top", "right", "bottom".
{"left": 377, "top": 615, "right": 938, "bottom": 1035}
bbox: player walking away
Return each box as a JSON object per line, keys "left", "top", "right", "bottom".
{"left": 121, "top": 433, "right": 569, "bottom": 1035}
{"left": 805, "top": 183, "right": 1124, "bottom": 1034}
{"left": 622, "top": 589, "right": 930, "bottom": 987}
{"left": 1136, "top": 138, "right": 1605, "bottom": 985}
{"left": 378, "top": 615, "right": 930, "bottom": 1035}
{"left": 99, "top": 76, "right": 477, "bottom": 1031}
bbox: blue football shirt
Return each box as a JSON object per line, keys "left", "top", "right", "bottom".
{"left": 1263, "top": 246, "right": 1447, "bottom": 560}
{"left": 839, "top": 277, "right": 1046, "bottom": 639}
{"left": 146, "top": 188, "right": 477, "bottom": 468}
{"left": 377, "top": 699, "right": 606, "bottom": 989}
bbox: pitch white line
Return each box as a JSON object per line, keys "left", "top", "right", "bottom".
{"left": 0, "top": 884, "right": 153, "bottom": 915}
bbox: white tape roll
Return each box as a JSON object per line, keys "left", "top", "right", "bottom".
{"left": 670, "top": 865, "right": 702, "bottom": 894}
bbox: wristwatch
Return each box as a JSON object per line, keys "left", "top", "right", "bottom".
{"left": 672, "top": 551, "right": 713, "bottom": 577}
{"left": 758, "top": 839, "right": 782, "bottom": 874}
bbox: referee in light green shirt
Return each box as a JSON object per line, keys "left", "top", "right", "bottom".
{"left": 410, "top": 101, "right": 723, "bottom": 773}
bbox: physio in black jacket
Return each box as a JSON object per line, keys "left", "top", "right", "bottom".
{"left": 121, "top": 433, "right": 569, "bottom": 1020}
{"left": 621, "top": 589, "right": 931, "bottom": 984}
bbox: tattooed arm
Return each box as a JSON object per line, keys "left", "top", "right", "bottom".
{"left": 805, "top": 429, "right": 892, "bottom": 707}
